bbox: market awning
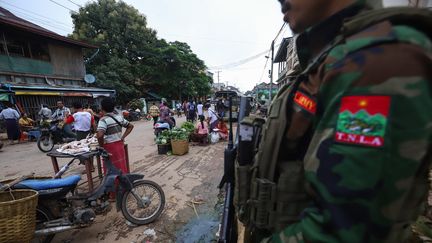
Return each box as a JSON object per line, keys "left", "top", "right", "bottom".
{"left": 92, "top": 93, "right": 112, "bottom": 98}
{"left": 15, "top": 91, "right": 60, "bottom": 96}
{"left": 63, "top": 92, "right": 93, "bottom": 97}
{"left": 4, "top": 84, "right": 116, "bottom": 98}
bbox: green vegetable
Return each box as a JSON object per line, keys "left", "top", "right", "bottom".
{"left": 170, "top": 128, "right": 189, "bottom": 141}
{"left": 181, "top": 121, "right": 195, "bottom": 134}
{"left": 155, "top": 127, "right": 190, "bottom": 144}
{"left": 155, "top": 130, "right": 171, "bottom": 144}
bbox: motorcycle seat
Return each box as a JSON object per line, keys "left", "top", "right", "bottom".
{"left": 16, "top": 175, "right": 81, "bottom": 190}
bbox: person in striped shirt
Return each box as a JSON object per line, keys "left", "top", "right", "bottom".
{"left": 97, "top": 97, "right": 134, "bottom": 176}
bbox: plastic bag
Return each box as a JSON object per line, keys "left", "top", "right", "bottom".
{"left": 210, "top": 131, "right": 220, "bottom": 144}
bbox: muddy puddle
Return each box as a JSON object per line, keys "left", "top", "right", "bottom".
{"left": 174, "top": 181, "right": 225, "bottom": 243}
{"left": 175, "top": 215, "right": 220, "bottom": 243}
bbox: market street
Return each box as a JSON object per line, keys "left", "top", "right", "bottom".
{"left": 0, "top": 118, "right": 226, "bottom": 242}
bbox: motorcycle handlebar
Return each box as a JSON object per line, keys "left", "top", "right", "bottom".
{"left": 97, "top": 147, "right": 112, "bottom": 158}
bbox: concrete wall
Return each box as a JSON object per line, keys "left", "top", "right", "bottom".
{"left": 48, "top": 42, "right": 86, "bottom": 78}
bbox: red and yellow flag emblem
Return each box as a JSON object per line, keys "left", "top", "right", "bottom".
{"left": 335, "top": 96, "right": 391, "bottom": 147}
{"left": 294, "top": 91, "right": 317, "bottom": 114}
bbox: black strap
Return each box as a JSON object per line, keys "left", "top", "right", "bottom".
{"left": 105, "top": 114, "right": 125, "bottom": 128}
{"left": 209, "top": 109, "right": 220, "bottom": 119}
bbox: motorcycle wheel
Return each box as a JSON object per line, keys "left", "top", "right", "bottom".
{"left": 121, "top": 180, "right": 165, "bottom": 225}
{"left": 31, "top": 205, "right": 55, "bottom": 243}
{"left": 37, "top": 135, "right": 54, "bottom": 153}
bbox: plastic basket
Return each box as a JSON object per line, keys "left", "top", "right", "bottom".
{"left": 171, "top": 139, "right": 189, "bottom": 155}
{"left": 0, "top": 189, "right": 38, "bottom": 243}
{"left": 157, "top": 144, "right": 171, "bottom": 155}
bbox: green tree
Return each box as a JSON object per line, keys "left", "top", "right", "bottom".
{"left": 70, "top": 0, "right": 212, "bottom": 103}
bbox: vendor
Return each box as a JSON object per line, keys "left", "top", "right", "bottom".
{"left": 18, "top": 113, "right": 35, "bottom": 131}
{"left": 216, "top": 118, "right": 228, "bottom": 140}
{"left": 191, "top": 115, "right": 209, "bottom": 145}
{"left": 97, "top": 97, "right": 134, "bottom": 174}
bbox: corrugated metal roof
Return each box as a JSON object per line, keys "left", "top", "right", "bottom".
{"left": 9, "top": 84, "right": 115, "bottom": 93}
{"left": 0, "top": 7, "right": 97, "bottom": 49}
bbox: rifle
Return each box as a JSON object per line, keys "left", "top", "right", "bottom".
{"left": 218, "top": 95, "right": 252, "bottom": 243}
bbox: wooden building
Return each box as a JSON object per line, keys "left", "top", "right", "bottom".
{"left": 274, "top": 37, "right": 300, "bottom": 89}
{"left": 0, "top": 7, "right": 114, "bottom": 118}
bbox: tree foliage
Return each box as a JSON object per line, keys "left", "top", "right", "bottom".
{"left": 71, "top": 0, "right": 212, "bottom": 104}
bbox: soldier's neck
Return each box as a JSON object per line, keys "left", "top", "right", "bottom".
{"left": 296, "top": 3, "right": 364, "bottom": 70}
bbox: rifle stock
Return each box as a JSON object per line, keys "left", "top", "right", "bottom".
{"left": 218, "top": 96, "right": 252, "bottom": 243}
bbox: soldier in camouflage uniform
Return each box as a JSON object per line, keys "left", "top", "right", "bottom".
{"left": 241, "top": 0, "right": 432, "bottom": 242}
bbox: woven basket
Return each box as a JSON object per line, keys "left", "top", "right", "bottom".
{"left": 0, "top": 189, "right": 38, "bottom": 243}
{"left": 171, "top": 139, "right": 189, "bottom": 155}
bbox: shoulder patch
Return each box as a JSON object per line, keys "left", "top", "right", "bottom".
{"left": 335, "top": 96, "right": 390, "bottom": 147}
{"left": 294, "top": 91, "right": 317, "bottom": 115}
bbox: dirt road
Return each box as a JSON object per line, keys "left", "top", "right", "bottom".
{"left": 0, "top": 118, "right": 226, "bottom": 242}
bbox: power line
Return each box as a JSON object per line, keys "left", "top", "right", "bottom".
{"left": 29, "top": 0, "right": 274, "bottom": 71}
{"left": 1, "top": 6, "right": 72, "bottom": 33}
{"left": 162, "top": 33, "right": 268, "bottom": 46}
{"left": 274, "top": 23, "right": 287, "bottom": 42}
{"left": 66, "top": 0, "right": 82, "bottom": 8}
{"left": 208, "top": 45, "right": 280, "bottom": 70}
{"left": 12, "top": 12, "right": 72, "bottom": 33}
{"left": 209, "top": 23, "right": 287, "bottom": 70}
{"left": 48, "top": 0, "right": 76, "bottom": 12}
{"left": 258, "top": 49, "right": 271, "bottom": 84}
{"left": 0, "top": 0, "right": 72, "bottom": 27}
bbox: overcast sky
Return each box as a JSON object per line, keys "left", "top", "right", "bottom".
{"left": 0, "top": 0, "right": 422, "bottom": 92}
{"left": 1, "top": 0, "right": 288, "bottom": 93}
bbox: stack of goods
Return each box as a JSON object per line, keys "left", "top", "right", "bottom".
{"left": 57, "top": 136, "right": 98, "bottom": 155}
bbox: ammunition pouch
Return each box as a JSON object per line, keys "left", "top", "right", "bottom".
{"left": 234, "top": 162, "right": 252, "bottom": 223}
{"left": 248, "top": 160, "right": 310, "bottom": 231}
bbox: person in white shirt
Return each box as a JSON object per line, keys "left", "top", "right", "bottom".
{"left": 176, "top": 102, "right": 182, "bottom": 117}
{"left": 52, "top": 101, "right": 70, "bottom": 121}
{"left": 206, "top": 104, "right": 219, "bottom": 131}
{"left": 197, "top": 101, "right": 204, "bottom": 121}
{"left": 38, "top": 104, "right": 52, "bottom": 120}
{"left": 0, "top": 103, "right": 20, "bottom": 143}
{"left": 64, "top": 102, "right": 95, "bottom": 140}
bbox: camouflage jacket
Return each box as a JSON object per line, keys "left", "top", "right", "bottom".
{"left": 267, "top": 4, "right": 432, "bottom": 243}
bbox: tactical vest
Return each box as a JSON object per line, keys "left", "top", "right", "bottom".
{"left": 234, "top": 6, "right": 432, "bottom": 238}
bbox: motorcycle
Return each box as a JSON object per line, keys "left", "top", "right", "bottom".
{"left": 9, "top": 148, "right": 165, "bottom": 243}
{"left": 153, "top": 117, "right": 176, "bottom": 137}
{"left": 37, "top": 120, "right": 75, "bottom": 153}
{"left": 123, "top": 109, "right": 142, "bottom": 122}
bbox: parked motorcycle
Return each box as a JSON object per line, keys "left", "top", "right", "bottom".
{"left": 154, "top": 120, "right": 171, "bottom": 137}
{"left": 153, "top": 117, "right": 176, "bottom": 137}
{"left": 123, "top": 109, "right": 142, "bottom": 122}
{"left": 37, "top": 120, "right": 75, "bottom": 152}
{"left": 9, "top": 148, "right": 165, "bottom": 243}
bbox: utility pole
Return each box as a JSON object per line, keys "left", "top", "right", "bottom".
{"left": 269, "top": 40, "right": 275, "bottom": 103}
{"left": 216, "top": 71, "right": 222, "bottom": 90}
